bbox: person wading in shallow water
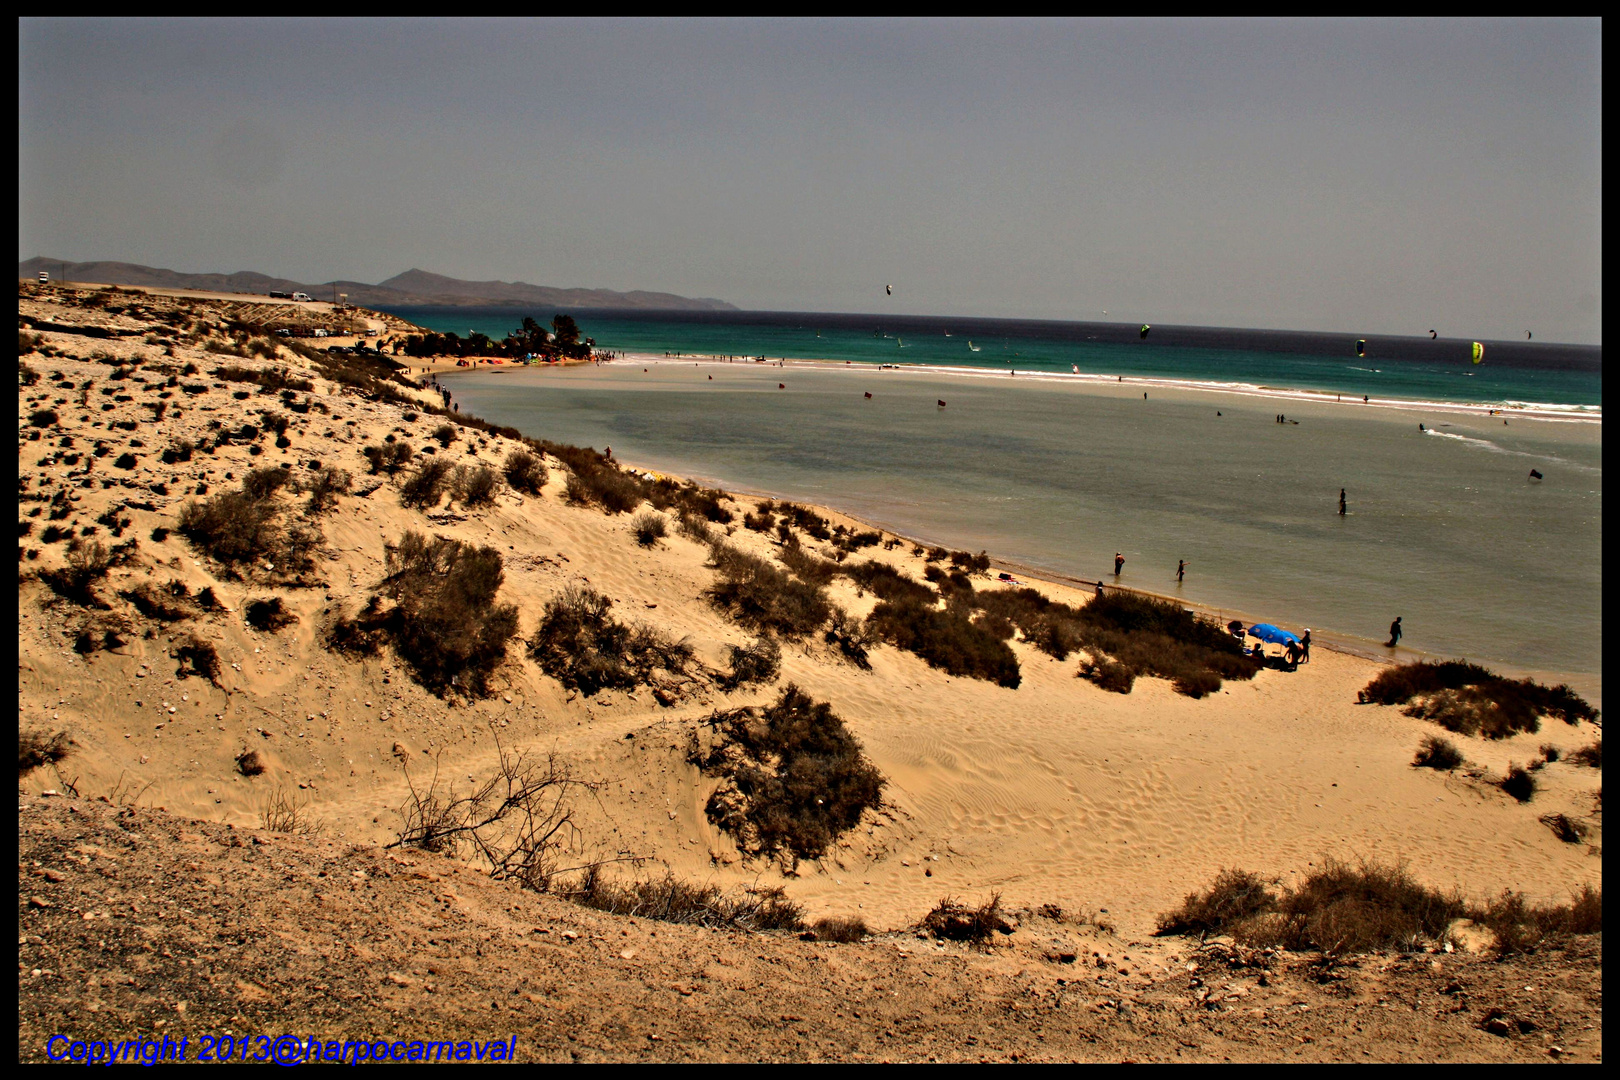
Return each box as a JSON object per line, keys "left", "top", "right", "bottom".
{"left": 1114, "top": 552, "right": 1125, "bottom": 576}
{"left": 1177, "top": 559, "right": 1186, "bottom": 582}
{"left": 1339, "top": 488, "right": 1347, "bottom": 516}
{"left": 1387, "top": 617, "right": 1403, "bottom": 648}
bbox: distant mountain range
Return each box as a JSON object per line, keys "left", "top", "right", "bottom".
{"left": 18, "top": 258, "right": 737, "bottom": 312}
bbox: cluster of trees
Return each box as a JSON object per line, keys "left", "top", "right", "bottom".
{"left": 395, "top": 315, "right": 593, "bottom": 361}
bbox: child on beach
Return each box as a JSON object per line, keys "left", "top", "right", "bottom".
{"left": 1301, "top": 629, "right": 1311, "bottom": 663}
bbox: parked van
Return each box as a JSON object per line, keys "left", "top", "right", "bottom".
{"left": 313, "top": 328, "right": 328, "bottom": 338}
{"left": 291, "top": 292, "right": 313, "bottom": 302}
{"left": 38, "top": 271, "right": 49, "bottom": 284}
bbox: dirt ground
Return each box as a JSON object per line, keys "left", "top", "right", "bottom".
{"left": 17, "top": 796, "right": 1601, "bottom": 1063}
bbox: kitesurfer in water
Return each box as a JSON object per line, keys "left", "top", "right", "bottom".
{"left": 1339, "top": 489, "right": 1347, "bottom": 516}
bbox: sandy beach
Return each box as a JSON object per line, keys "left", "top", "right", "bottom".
{"left": 17, "top": 284, "right": 1603, "bottom": 1059}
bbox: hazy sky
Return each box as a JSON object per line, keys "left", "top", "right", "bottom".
{"left": 18, "top": 18, "right": 1603, "bottom": 343}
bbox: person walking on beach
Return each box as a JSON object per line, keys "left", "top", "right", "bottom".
{"left": 1301, "top": 629, "right": 1312, "bottom": 663}
{"left": 1339, "top": 488, "right": 1347, "bottom": 516}
{"left": 1114, "top": 552, "right": 1125, "bottom": 576}
{"left": 1177, "top": 559, "right": 1186, "bottom": 582}
{"left": 1386, "top": 617, "right": 1402, "bottom": 648}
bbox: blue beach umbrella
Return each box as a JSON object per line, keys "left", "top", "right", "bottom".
{"left": 1247, "top": 623, "right": 1299, "bottom": 646}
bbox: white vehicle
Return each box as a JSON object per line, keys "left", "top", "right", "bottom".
{"left": 313, "top": 328, "right": 328, "bottom": 338}
{"left": 291, "top": 292, "right": 313, "bottom": 302}
{"left": 38, "top": 271, "right": 49, "bottom": 284}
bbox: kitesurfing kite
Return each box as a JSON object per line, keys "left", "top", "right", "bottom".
{"left": 1527, "top": 331, "right": 1533, "bottom": 340}
{"left": 1472, "top": 342, "right": 1485, "bottom": 364}
{"left": 1139, "top": 324, "right": 1151, "bottom": 340}
{"left": 886, "top": 284, "right": 893, "bottom": 296}
{"left": 1356, "top": 339, "right": 1367, "bottom": 357}
{"left": 1429, "top": 330, "right": 1437, "bottom": 339}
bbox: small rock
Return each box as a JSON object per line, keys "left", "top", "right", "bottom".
{"left": 1484, "top": 1018, "right": 1512, "bottom": 1037}
{"left": 384, "top": 971, "right": 413, "bottom": 987}
{"left": 619, "top": 949, "right": 636, "bottom": 960}
{"left": 41, "top": 869, "right": 67, "bottom": 883}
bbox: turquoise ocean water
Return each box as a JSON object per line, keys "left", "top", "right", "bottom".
{"left": 390, "top": 307, "right": 1603, "bottom": 693}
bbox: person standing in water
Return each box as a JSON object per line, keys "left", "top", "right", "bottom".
{"left": 1387, "top": 617, "right": 1402, "bottom": 648}
{"left": 1114, "top": 552, "right": 1125, "bottom": 576}
{"left": 1177, "top": 559, "right": 1186, "bottom": 582}
{"left": 1339, "top": 489, "right": 1347, "bottom": 516}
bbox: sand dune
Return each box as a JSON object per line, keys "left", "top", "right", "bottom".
{"left": 17, "top": 283, "right": 1601, "bottom": 952}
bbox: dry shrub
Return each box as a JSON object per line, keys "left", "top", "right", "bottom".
{"left": 563, "top": 472, "right": 592, "bottom": 506}
{"left": 720, "top": 635, "right": 781, "bottom": 689}
{"left": 1078, "top": 655, "right": 1135, "bottom": 694}
{"left": 173, "top": 634, "right": 222, "bottom": 685}
{"left": 362, "top": 441, "right": 414, "bottom": 475}
{"left": 456, "top": 464, "right": 500, "bottom": 508}
{"left": 707, "top": 543, "right": 831, "bottom": 639}
{"left": 304, "top": 466, "right": 352, "bottom": 514}
{"left": 245, "top": 596, "right": 298, "bottom": 632}
{"left": 323, "top": 595, "right": 389, "bottom": 656}
{"left": 392, "top": 739, "right": 613, "bottom": 894}
{"left": 503, "top": 449, "right": 547, "bottom": 495}
{"left": 120, "top": 582, "right": 193, "bottom": 622}
{"left": 1473, "top": 885, "right": 1602, "bottom": 955}
{"left": 779, "top": 540, "right": 836, "bottom": 585}
{"left": 400, "top": 458, "right": 455, "bottom": 509}
{"left": 676, "top": 512, "right": 716, "bottom": 545}
{"left": 919, "top": 894, "right": 1013, "bottom": 947}
{"left": 529, "top": 584, "right": 692, "bottom": 696}
{"left": 259, "top": 788, "right": 322, "bottom": 835}
{"left": 376, "top": 531, "right": 519, "bottom": 697}
{"left": 631, "top": 509, "right": 668, "bottom": 547}
{"left": 1412, "top": 735, "right": 1465, "bottom": 771}
{"left": 566, "top": 869, "right": 805, "bottom": 931}
{"left": 432, "top": 423, "right": 457, "bottom": 447}
{"left": 1499, "top": 764, "right": 1537, "bottom": 803}
{"left": 1360, "top": 661, "right": 1599, "bottom": 739}
{"left": 866, "top": 599, "right": 1021, "bottom": 688}
{"left": 236, "top": 749, "right": 266, "bottom": 777}
{"left": 1568, "top": 739, "right": 1601, "bottom": 768}
{"left": 691, "top": 684, "right": 885, "bottom": 866}
{"left": 840, "top": 560, "right": 935, "bottom": 605}
{"left": 39, "top": 539, "right": 113, "bottom": 607}
{"left": 177, "top": 472, "right": 319, "bottom": 578}
{"left": 1155, "top": 868, "right": 1279, "bottom": 937}
{"left": 1538, "top": 813, "right": 1587, "bottom": 844}
{"left": 824, "top": 607, "right": 874, "bottom": 669}
{"left": 1157, "top": 859, "right": 1462, "bottom": 955}
{"left": 19, "top": 729, "right": 72, "bottom": 777}
{"left": 809, "top": 915, "right": 870, "bottom": 942}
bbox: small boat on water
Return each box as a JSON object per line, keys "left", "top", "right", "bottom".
{"left": 968, "top": 341, "right": 980, "bottom": 352}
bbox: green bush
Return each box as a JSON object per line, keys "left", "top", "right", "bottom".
{"left": 866, "top": 599, "right": 1020, "bottom": 688}
{"left": 706, "top": 543, "right": 831, "bottom": 639}
{"left": 1360, "top": 661, "right": 1598, "bottom": 739}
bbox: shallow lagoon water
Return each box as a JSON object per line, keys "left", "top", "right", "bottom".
{"left": 443, "top": 360, "right": 1602, "bottom": 693}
